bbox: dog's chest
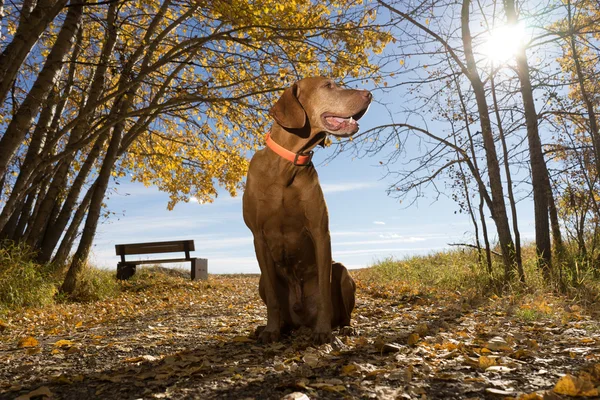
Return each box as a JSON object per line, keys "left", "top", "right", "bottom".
{"left": 260, "top": 184, "right": 324, "bottom": 269}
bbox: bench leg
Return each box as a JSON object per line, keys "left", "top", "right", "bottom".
{"left": 191, "top": 258, "right": 208, "bottom": 281}
{"left": 117, "top": 262, "right": 136, "bottom": 280}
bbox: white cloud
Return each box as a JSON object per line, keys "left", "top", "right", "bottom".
{"left": 335, "top": 237, "right": 427, "bottom": 246}
{"left": 373, "top": 221, "right": 386, "bottom": 225}
{"left": 321, "top": 181, "right": 379, "bottom": 194}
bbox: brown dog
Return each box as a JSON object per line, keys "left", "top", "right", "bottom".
{"left": 243, "top": 77, "right": 372, "bottom": 344}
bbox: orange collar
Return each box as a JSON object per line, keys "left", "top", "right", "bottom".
{"left": 265, "top": 132, "right": 313, "bottom": 166}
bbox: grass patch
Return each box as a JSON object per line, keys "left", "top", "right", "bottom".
{"left": 67, "top": 266, "right": 120, "bottom": 303}
{"left": 365, "top": 250, "right": 495, "bottom": 294}
{"left": 0, "top": 241, "right": 57, "bottom": 312}
{"left": 0, "top": 241, "right": 192, "bottom": 312}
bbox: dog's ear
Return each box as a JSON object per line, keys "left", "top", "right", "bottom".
{"left": 269, "top": 83, "right": 306, "bottom": 129}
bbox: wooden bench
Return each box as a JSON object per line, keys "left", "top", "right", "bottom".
{"left": 115, "top": 240, "right": 207, "bottom": 280}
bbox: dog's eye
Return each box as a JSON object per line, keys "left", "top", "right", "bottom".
{"left": 324, "top": 82, "right": 334, "bottom": 89}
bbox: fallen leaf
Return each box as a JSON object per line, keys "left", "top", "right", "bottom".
{"left": 486, "top": 337, "right": 512, "bottom": 352}
{"left": 26, "top": 347, "right": 41, "bottom": 355}
{"left": 407, "top": 333, "right": 419, "bottom": 346}
{"left": 415, "top": 323, "right": 428, "bottom": 336}
{"left": 17, "top": 336, "right": 39, "bottom": 348}
{"left": 486, "top": 387, "right": 514, "bottom": 395}
{"left": 552, "top": 374, "right": 598, "bottom": 396}
{"left": 486, "top": 365, "right": 515, "bottom": 373}
{"left": 53, "top": 340, "right": 74, "bottom": 348}
{"left": 309, "top": 382, "right": 345, "bottom": 393}
{"left": 123, "top": 355, "right": 158, "bottom": 363}
{"left": 15, "top": 386, "right": 52, "bottom": 400}
{"left": 518, "top": 393, "right": 544, "bottom": 400}
{"left": 479, "top": 356, "right": 497, "bottom": 369}
{"left": 341, "top": 364, "right": 358, "bottom": 375}
{"left": 302, "top": 352, "right": 320, "bottom": 368}
{"left": 281, "top": 393, "right": 310, "bottom": 400}
{"left": 231, "top": 336, "right": 254, "bottom": 343}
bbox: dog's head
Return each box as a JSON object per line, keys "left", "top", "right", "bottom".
{"left": 269, "top": 77, "right": 372, "bottom": 139}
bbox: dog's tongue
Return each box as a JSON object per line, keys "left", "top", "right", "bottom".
{"left": 326, "top": 116, "right": 358, "bottom": 130}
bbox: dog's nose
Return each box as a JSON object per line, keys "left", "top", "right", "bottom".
{"left": 362, "top": 90, "right": 372, "bottom": 100}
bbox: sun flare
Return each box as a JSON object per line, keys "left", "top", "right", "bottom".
{"left": 484, "top": 22, "right": 527, "bottom": 63}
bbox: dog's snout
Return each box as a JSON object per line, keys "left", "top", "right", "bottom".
{"left": 361, "top": 90, "right": 372, "bottom": 100}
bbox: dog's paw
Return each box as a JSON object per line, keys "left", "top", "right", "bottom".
{"left": 259, "top": 329, "right": 280, "bottom": 344}
{"left": 312, "top": 330, "right": 333, "bottom": 345}
{"left": 253, "top": 325, "right": 265, "bottom": 338}
{"left": 338, "top": 326, "right": 358, "bottom": 336}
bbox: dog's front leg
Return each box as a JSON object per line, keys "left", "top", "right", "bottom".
{"left": 253, "top": 237, "right": 281, "bottom": 343}
{"left": 311, "top": 230, "right": 333, "bottom": 344}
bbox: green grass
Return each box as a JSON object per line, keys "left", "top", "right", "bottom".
{"left": 0, "top": 241, "right": 190, "bottom": 312}
{"left": 514, "top": 307, "right": 552, "bottom": 322}
{"left": 366, "top": 250, "right": 496, "bottom": 294}
{"left": 364, "top": 245, "right": 600, "bottom": 302}
{"left": 0, "top": 241, "right": 57, "bottom": 312}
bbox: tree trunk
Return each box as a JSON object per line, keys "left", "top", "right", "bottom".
{"left": 52, "top": 188, "right": 93, "bottom": 267}
{"left": 37, "top": 134, "right": 106, "bottom": 262}
{"left": 505, "top": 0, "right": 553, "bottom": 278}
{"left": 491, "top": 69, "right": 524, "bottom": 281}
{"left": 0, "top": 0, "right": 83, "bottom": 178}
{"left": 479, "top": 194, "right": 493, "bottom": 274}
{"left": 13, "top": 192, "right": 37, "bottom": 240}
{"left": 461, "top": 0, "right": 517, "bottom": 282}
{"left": 0, "top": 0, "right": 68, "bottom": 108}
{"left": 60, "top": 125, "right": 123, "bottom": 294}
{"left": 35, "top": 4, "right": 118, "bottom": 259}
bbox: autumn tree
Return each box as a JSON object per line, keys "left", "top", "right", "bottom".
{"left": 0, "top": 0, "right": 389, "bottom": 294}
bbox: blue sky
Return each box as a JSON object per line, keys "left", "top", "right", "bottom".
{"left": 92, "top": 97, "right": 536, "bottom": 273}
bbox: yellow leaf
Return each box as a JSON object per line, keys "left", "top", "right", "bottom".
{"left": 553, "top": 374, "right": 581, "bottom": 396}
{"left": 54, "top": 340, "right": 75, "bottom": 348}
{"left": 341, "top": 364, "right": 358, "bottom": 375}
{"left": 478, "top": 356, "right": 496, "bottom": 369}
{"left": 407, "top": 333, "right": 419, "bottom": 346}
{"left": 18, "top": 336, "right": 39, "bottom": 348}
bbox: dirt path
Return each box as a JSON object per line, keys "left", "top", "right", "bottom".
{"left": 1, "top": 274, "right": 599, "bottom": 399}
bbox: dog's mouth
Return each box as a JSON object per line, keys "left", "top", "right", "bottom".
{"left": 321, "top": 106, "right": 369, "bottom": 137}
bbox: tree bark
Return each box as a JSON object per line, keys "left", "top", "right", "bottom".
{"left": 505, "top": 0, "right": 553, "bottom": 278}
{"left": 0, "top": 0, "right": 82, "bottom": 178}
{"left": 0, "top": 0, "right": 68, "bottom": 110}
{"left": 52, "top": 187, "right": 92, "bottom": 267}
{"left": 35, "top": 4, "right": 118, "bottom": 260}
{"left": 461, "top": 0, "right": 517, "bottom": 282}
{"left": 491, "top": 68, "right": 524, "bottom": 281}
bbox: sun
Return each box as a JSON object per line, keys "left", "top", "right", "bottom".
{"left": 484, "top": 22, "right": 527, "bottom": 64}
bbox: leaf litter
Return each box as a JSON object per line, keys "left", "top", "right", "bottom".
{"left": 0, "top": 272, "right": 598, "bottom": 399}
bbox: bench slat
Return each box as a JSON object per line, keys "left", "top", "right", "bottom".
{"left": 115, "top": 240, "right": 195, "bottom": 256}
{"left": 121, "top": 258, "right": 193, "bottom": 265}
